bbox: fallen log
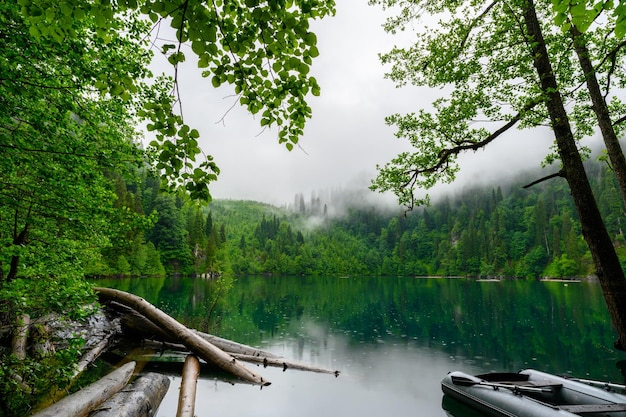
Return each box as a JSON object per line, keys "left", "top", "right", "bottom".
{"left": 176, "top": 355, "right": 200, "bottom": 417}
{"left": 114, "top": 303, "right": 279, "bottom": 358}
{"left": 95, "top": 287, "right": 270, "bottom": 386}
{"left": 230, "top": 353, "right": 341, "bottom": 376}
{"left": 111, "top": 339, "right": 341, "bottom": 376}
{"left": 30, "top": 361, "right": 136, "bottom": 417}
{"left": 198, "top": 332, "right": 279, "bottom": 358}
{"left": 89, "top": 372, "right": 170, "bottom": 417}
{"left": 73, "top": 330, "right": 118, "bottom": 379}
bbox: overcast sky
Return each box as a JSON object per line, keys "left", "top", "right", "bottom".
{"left": 152, "top": 0, "right": 561, "bottom": 207}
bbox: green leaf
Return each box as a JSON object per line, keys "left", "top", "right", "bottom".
{"left": 29, "top": 25, "right": 41, "bottom": 39}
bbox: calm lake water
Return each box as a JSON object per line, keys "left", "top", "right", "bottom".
{"left": 93, "top": 276, "right": 626, "bottom": 417}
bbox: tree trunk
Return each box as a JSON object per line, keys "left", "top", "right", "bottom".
{"left": 523, "top": 0, "right": 626, "bottom": 350}
{"left": 90, "top": 372, "right": 170, "bottom": 417}
{"left": 176, "top": 355, "right": 200, "bottom": 417}
{"left": 7, "top": 216, "right": 30, "bottom": 283}
{"left": 11, "top": 313, "right": 29, "bottom": 360}
{"left": 570, "top": 24, "right": 626, "bottom": 210}
{"left": 30, "top": 361, "right": 136, "bottom": 417}
{"left": 96, "top": 287, "right": 270, "bottom": 386}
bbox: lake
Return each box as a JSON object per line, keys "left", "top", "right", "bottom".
{"left": 93, "top": 275, "right": 626, "bottom": 417}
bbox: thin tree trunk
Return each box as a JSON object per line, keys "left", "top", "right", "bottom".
{"left": 30, "top": 361, "right": 136, "bottom": 417}
{"left": 7, "top": 207, "right": 30, "bottom": 283}
{"left": 570, "top": 24, "right": 626, "bottom": 210}
{"left": 523, "top": 0, "right": 626, "bottom": 350}
{"left": 230, "top": 352, "right": 341, "bottom": 376}
{"left": 96, "top": 287, "right": 270, "bottom": 386}
{"left": 11, "top": 313, "right": 29, "bottom": 360}
{"left": 176, "top": 355, "right": 200, "bottom": 417}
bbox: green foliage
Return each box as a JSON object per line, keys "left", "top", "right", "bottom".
{"left": 19, "top": 0, "right": 336, "bottom": 194}
{"left": 142, "top": 161, "right": 616, "bottom": 279}
{"left": 550, "top": 0, "right": 626, "bottom": 37}
{"left": 0, "top": 338, "right": 84, "bottom": 417}
{"left": 368, "top": 0, "right": 626, "bottom": 211}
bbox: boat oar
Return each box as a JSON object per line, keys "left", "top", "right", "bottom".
{"left": 451, "top": 375, "right": 554, "bottom": 393}
{"left": 568, "top": 377, "right": 626, "bottom": 392}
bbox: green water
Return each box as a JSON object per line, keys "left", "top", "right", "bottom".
{"left": 93, "top": 276, "right": 626, "bottom": 416}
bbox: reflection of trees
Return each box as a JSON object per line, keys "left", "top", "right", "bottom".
{"left": 97, "top": 276, "right": 619, "bottom": 380}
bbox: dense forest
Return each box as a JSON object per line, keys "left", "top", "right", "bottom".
{"left": 93, "top": 161, "right": 626, "bottom": 280}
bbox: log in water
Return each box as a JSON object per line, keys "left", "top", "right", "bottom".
{"left": 89, "top": 371, "right": 171, "bottom": 417}
{"left": 30, "top": 361, "right": 136, "bottom": 417}
{"left": 95, "top": 287, "right": 271, "bottom": 386}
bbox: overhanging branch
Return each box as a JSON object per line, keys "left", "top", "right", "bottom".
{"left": 522, "top": 170, "right": 564, "bottom": 188}
{"left": 403, "top": 98, "right": 541, "bottom": 188}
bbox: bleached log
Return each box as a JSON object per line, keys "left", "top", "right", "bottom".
{"left": 198, "top": 332, "right": 279, "bottom": 358}
{"left": 114, "top": 303, "right": 279, "bottom": 358}
{"left": 116, "top": 339, "right": 340, "bottom": 376}
{"left": 12, "top": 313, "right": 30, "bottom": 360}
{"left": 176, "top": 355, "right": 200, "bottom": 417}
{"left": 30, "top": 361, "right": 136, "bottom": 417}
{"left": 89, "top": 372, "right": 170, "bottom": 417}
{"left": 96, "top": 287, "right": 270, "bottom": 386}
{"left": 73, "top": 331, "right": 117, "bottom": 379}
{"left": 230, "top": 353, "right": 341, "bottom": 376}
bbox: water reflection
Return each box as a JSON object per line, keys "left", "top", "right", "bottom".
{"left": 93, "top": 276, "right": 626, "bottom": 416}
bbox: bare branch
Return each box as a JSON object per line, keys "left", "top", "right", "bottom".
{"left": 522, "top": 170, "right": 564, "bottom": 188}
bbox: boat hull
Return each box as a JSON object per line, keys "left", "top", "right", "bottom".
{"left": 441, "top": 370, "right": 626, "bottom": 417}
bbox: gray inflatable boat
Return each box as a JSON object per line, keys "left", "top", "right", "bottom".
{"left": 442, "top": 369, "right": 626, "bottom": 417}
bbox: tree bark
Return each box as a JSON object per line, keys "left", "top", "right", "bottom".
{"left": 11, "top": 313, "right": 29, "bottom": 360}
{"left": 523, "top": 0, "right": 626, "bottom": 350}
{"left": 96, "top": 287, "right": 270, "bottom": 386}
{"left": 89, "top": 372, "right": 170, "bottom": 417}
{"left": 570, "top": 24, "right": 626, "bottom": 210}
{"left": 176, "top": 355, "right": 200, "bottom": 417}
{"left": 30, "top": 361, "right": 136, "bottom": 417}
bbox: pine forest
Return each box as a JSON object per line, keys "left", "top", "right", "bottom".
{"left": 93, "top": 161, "right": 626, "bottom": 280}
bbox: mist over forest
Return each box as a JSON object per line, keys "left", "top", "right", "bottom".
{"left": 93, "top": 158, "right": 625, "bottom": 280}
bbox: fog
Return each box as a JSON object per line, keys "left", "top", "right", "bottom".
{"left": 146, "top": 0, "right": 596, "bottom": 209}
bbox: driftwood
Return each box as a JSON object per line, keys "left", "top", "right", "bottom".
{"left": 95, "top": 287, "right": 270, "bottom": 386}
{"left": 30, "top": 361, "right": 136, "bottom": 417}
{"left": 89, "top": 372, "right": 170, "bottom": 417}
{"left": 230, "top": 353, "right": 341, "bottom": 376}
{"left": 116, "top": 304, "right": 279, "bottom": 358}
{"left": 176, "top": 355, "right": 200, "bottom": 417}
{"left": 12, "top": 313, "right": 30, "bottom": 360}
{"left": 115, "top": 339, "right": 341, "bottom": 375}
{"left": 74, "top": 331, "right": 118, "bottom": 379}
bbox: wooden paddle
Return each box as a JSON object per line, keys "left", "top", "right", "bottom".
{"left": 451, "top": 375, "right": 554, "bottom": 393}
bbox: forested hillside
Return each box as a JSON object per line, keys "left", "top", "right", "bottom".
{"left": 96, "top": 162, "right": 626, "bottom": 279}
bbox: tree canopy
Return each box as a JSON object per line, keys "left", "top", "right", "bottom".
{"left": 550, "top": 0, "right": 626, "bottom": 36}
{"left": 18, "top": 0, "right": 336, "bottom": 198}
